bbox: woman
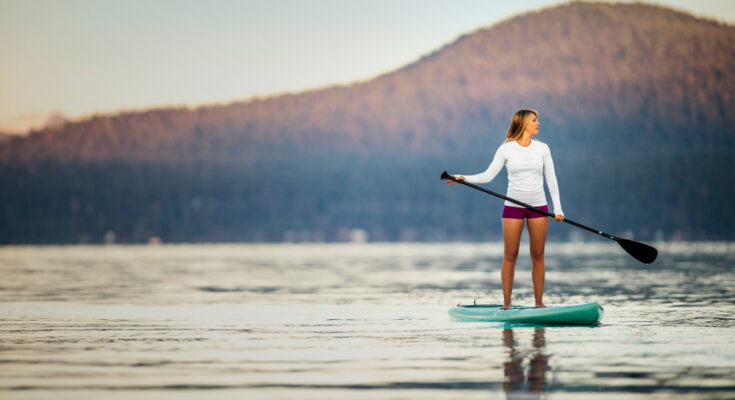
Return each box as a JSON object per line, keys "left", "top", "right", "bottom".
{"left": 447, "top": 109, "right": 564, "bottom": 309}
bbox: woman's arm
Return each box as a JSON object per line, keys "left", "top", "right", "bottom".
{"left": 543, "top": 145, "right": 564, "bottom": 217}
{"left": 458, "top": 146, "right": 506, "bottom": 184}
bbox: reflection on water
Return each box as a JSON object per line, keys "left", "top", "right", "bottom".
{"left": 503, "top": 328, "right": 548, "bottom": 396}
{"left": 1, "top": 243, "right": 734, "bottom": 399}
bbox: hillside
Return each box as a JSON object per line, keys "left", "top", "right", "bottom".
{"left": 0, "top": 133, "right": 12, "bottom": 145}
{"left": 2, "top": 2, "right": 733, "bottom": 163}
{"left": 1, "top": 2, "right": 733, "bottom": 243}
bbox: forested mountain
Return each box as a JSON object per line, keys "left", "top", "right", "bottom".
{"left": 1, "top": 2, "right": 734, "bottom": 243}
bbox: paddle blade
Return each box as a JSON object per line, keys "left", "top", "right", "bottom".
{"left": 440, "top": 171, "right": 450, "bottom": 180}
{"left": 616, "top": 238, "right": 658, "bottom": 264}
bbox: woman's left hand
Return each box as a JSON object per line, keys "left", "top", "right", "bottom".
{"left": 554, "top": 214, "right": 565, "bottom": 222}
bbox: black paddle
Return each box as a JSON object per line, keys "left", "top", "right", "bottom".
{"left": 440, "top": 171, "right": 658, "bottom": 264}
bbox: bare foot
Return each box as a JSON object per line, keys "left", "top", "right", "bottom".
{"left": 535, "top": 303, "right": 547, "bottom": 308}
{"left": 501, "top": 304, "right": 511, "bottom": 310}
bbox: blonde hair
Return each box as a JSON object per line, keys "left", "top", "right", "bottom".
{"left": 504, "top": 109, "right": 539, "bottom": 143}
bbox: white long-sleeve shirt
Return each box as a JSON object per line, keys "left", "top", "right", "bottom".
{"left": 460, "top": 140, "right": 564, "bottom": 216}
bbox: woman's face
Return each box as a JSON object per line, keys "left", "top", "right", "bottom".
{"left": 524, "top": 114, "right": 540, "bottom": 136}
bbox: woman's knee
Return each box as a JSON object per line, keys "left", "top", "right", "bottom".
{"left": 504, "top": 248, "right": 520, "bottom": 262}
{"left": 530, "top": 247, "right": 545, "bottom": 262}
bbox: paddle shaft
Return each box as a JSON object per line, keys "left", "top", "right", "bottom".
{"left": 442, "top": 172, "right": 617, "bottom": 240}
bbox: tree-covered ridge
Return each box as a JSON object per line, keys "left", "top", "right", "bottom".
{"left": 1, "top": 2, "right": 733, "bottom": 244}
{"left": 1, "top": 2, "right": 732, "bottom": 163}
{"left": 0, "top": 133, "right": 13, "bottom": 145}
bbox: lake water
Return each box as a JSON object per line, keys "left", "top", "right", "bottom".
{"left": 1, "top": 242, "right": 734, "bottom": 399}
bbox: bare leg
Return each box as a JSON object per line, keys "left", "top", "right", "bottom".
{"left": 501, "top": 218, "right": 524, "bottom": 309}
{"left": 527, "top": 216, "right": 549, "bottom": 308}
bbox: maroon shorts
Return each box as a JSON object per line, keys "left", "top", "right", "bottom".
{"left": 502, "top": 205, "right": 549, "bottom": 219}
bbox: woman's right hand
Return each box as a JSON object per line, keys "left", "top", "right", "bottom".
{"left": 446, "top": 175, "right": 465, "bottom": 185}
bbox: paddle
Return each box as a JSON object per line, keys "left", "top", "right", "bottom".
{"left": 440, "top": 171, "right": 658, "bottom": 264}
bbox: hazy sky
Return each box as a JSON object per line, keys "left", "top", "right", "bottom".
{"left": 1, "top": 0, "right": 733, "bottom": 133}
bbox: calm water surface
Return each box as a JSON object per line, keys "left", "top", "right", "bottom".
{"left": 1, "top": 242, "right": 734, "bottom": 399}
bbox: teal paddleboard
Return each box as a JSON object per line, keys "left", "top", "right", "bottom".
{"left": 449, "top": 302, "right": 603, "bottom": 325}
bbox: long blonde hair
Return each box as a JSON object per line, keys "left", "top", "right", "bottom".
{"left": 504, "top": 109, "right": 538, "bottom": 143}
